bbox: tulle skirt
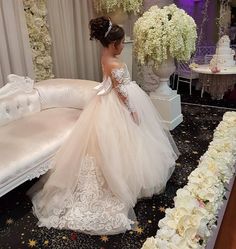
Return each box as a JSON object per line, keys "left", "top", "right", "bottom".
{"left": 28, "top": 82, "right": 179, "bottom": 235}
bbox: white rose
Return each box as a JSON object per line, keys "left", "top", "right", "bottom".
{"left": 141, "top": 237, "right": 157, "bottom": 249}
{"left": 175, "top": 187, "right": 192, "bottom": 198}
{"left": 156, "top": 225, "right": 176, "bottom": 240}
{"left": 34, "top": 17, "right": 44, "bottom": 28}
{"left": 155, "top": 238, "right": 179, "bottom": 249}
{"left": 159, "top": 214, "right": 178, "bottom": 230}
{"left": 174, "top": 195, "right": 199, "bottom": 210}
{"left": 177, "top": 210, "right": 207, "bottom": 237}
{"left": 32, "top": 42, "right": 45, "bottom": 52}
{"left": 197, "top": 217, "right": 210, "bottom": 238}
{"left": 176, "top": 214, "right": 193, "bottom": 236}
{"left": 177, "top": 229, "right": 203, "bottom": 249}
{"left": 23, "top": 0, "right": 35, "bottom": 8}
{"left": 36, "top": 56, "right": 44, "bottom": 65}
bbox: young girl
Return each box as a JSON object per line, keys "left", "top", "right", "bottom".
{"left": 28, "top": 16, "right": 179, "bottom": 235}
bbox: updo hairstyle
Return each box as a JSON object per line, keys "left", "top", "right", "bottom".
{"left": 89, "top": 16, "right": 125, "bottom": 47}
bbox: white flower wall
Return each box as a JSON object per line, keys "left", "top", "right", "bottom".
{"left": 23, "top": 0, "right": 54, "bottom": 81}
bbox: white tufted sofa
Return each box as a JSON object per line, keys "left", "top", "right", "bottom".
{"left": 0, "top": 75, "right": 97, "bottom": 197}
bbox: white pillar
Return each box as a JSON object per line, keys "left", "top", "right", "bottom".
{"left": 150, "top": 92, "right": 183, "bottom": 130}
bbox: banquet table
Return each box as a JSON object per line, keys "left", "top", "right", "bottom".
{"left": 192, "top": 64, "right": 236, "bottom": 99}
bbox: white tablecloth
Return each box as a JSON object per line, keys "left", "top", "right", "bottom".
{"left": 192, "top": 65, "right": 236, "bottom": 99}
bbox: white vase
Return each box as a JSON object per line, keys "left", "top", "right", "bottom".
{"left": 149, "top": 56, "right": 182, "bottom": 130}
{"left": 151, "top": 56, "right": 176, "bottom": 96}
{"left": 149, "top": 55, "right": 182, "bottom": 130}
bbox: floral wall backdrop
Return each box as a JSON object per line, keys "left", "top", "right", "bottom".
{"left": 23, "top": 0, "right": 54, "bottom": 81}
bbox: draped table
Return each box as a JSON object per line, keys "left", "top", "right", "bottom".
{"left": 192, "top": 65, "right": 236, "bottom": 99}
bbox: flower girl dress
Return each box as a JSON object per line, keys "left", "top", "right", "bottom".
{"left": 28, "top": 63, "right": 179, "bottom": 235}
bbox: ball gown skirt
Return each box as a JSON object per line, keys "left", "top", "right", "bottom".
{"left": 27, "top": 65, "right": 179, "bottom": 235}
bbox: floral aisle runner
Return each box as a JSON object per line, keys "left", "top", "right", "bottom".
{"left": 142, "top": 112, "right": 236, "bottom": 249}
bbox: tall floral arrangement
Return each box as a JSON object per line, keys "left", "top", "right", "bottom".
{"left": 133, "top": 4, "right": 197, "bottom": 68}
{"left": 93, "top": 0, "right": 143, "bottom": 14}
{"left": 23, "top": 0, "right": 54, "bottom": 81}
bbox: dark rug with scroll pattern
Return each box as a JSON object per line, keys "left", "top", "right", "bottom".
{"left": 0, "top": 104, "right": 229, "bottom": 249}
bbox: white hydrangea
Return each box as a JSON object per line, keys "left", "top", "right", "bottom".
{"left": 133, "top": 4, "right": 197, "bottom": 68}
{"left": 141, "top": 237, "right": 157, "bottom": 249}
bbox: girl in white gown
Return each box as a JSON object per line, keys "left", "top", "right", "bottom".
{"left": 28, "top": 16, "right": 179, "bottom": 235}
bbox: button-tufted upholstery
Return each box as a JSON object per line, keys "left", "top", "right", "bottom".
{"left": 0, "top": 90, "right": 41, "bottom": 127}
{"left": 0, "top": 77, "right": 98, "bottom": 197}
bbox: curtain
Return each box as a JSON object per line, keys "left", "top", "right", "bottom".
{"left": 46, "top": 0, "right": 101, "bottom": 81}
{"left": 0, "top": 0, "right": 34, "bottom": 87}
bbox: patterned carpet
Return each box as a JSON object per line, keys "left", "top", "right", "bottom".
{"left": 0, "top": 102, "right": 231, "bottom": 249}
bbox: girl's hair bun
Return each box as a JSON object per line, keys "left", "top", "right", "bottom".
{"left": 89, "top": 16, "right": 110, "bottom": 41}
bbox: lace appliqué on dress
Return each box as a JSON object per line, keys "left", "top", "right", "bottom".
{"left": 40, "top": 154, "right": 133, "bottom": 234}
{"left": 111, "top": 67, "right": 135, "bottom": 113}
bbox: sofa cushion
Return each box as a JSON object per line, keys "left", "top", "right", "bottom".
{"left": 35, "top": 78, "right": 98, "bottom": 110}
{"left": 0, "top": 90, "right": 41, "bottom": 127}
{"left": 0, "top": 107, "right": 81, "bottom": 187}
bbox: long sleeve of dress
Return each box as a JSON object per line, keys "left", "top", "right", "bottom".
{"left": 110, "top": 67, "right": 135, "bottom": 113}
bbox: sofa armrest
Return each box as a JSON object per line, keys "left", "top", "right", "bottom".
{"left": 35, "top": 78, "right": 98, "bottom": 110}
{"left": 0, "top": 75, "right": 41, "bottom": 127}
